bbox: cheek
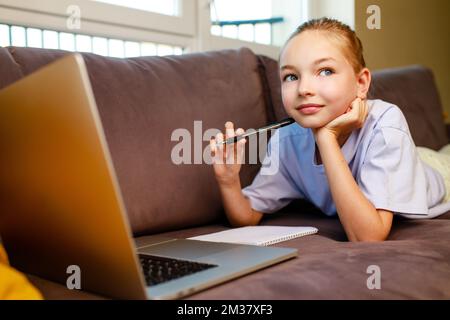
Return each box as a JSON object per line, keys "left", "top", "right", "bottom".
{"left": 317, "top": 77, "right": 356, "bottom": 107}
{"left": 281, "top": 85, "right": 295, "bottom": 106}
{"left": 316, "top": 79, "right": 343, "bottom": 102}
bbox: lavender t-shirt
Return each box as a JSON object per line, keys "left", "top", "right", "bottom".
{"left": 242, "top": 99, "right": 450, "bottom": 218}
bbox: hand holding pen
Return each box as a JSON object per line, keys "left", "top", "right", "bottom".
{"left": 216, "top": 118, "right": 295, "bottom": 146}
{"left": 210, "top": 118, "right": 295, "bottom": 186}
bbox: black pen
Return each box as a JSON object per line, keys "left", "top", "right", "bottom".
{"left": 216, "top": 118, "right": 295, "bottom": 145}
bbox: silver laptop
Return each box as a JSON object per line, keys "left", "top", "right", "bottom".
{"left": 0, "top": 53, "right": 297, "bottom": 300}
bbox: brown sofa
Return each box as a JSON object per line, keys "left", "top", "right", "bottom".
{"left": 1, "top": 46, "right": 450, "bottom": 299}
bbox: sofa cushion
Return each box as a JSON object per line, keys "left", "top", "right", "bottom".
{"left": 163, "top": 210, "right": 450, "bottom": 299}
{"left": 368, "top": 65, "right": 448, "bottom": 150}
{"left": 0, "top": 47, "right": 271, "bottom": 235}
{"left": 26, "top": 206, "right": 450, "bottom": 299}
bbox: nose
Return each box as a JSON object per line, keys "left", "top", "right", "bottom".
{"left": 297, "top": 77, "right": 314, "bottom": 97}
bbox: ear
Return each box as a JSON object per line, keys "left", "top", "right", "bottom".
{"left": 356, "top": 68, "right": 371, "bottom": 100}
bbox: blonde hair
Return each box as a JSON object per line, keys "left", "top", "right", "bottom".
{"left": 283, "top": 18, "right": 366, "bottom": 74}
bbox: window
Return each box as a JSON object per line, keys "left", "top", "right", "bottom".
{"left": 92, "top": 0, "right": 179, "bottom": 16}
{"left": 209, "top": 0, "right": 308, "bottom": 47}
{"left": 0, "top": 0, "right": 313, "bottom": 60}
{"left": 0, "top": 24, "right": 184, "bottom": 57}
{"left": 0, "top": 0, "right": 195, "bottom": 53}
{"left": 210, "top": 0, "right": 275, "bottom": 45}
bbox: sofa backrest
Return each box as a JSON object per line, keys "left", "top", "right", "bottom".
{"left": 368, "top": 65, "right": 448, "bottom": 150}
{"left": 261, "top": 57, "right": 448, "bottom": 150}
{"left": 0, "top": 46, "right": 272, "bottom": 235}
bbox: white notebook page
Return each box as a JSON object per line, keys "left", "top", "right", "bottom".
{"left": 188, "top": 226, "right": 318, "bottom": 246}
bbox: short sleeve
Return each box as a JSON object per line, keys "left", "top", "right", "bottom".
{"left": 241, "top": 131, "right": 303, "bottom": 213}
{"left": 357, "top": 127, "right": 429, "bottom": 216}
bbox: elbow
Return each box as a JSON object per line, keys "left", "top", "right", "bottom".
{"left": 228, "top": 210, "right": 263, "bottom": 228}
{"left": 229, "top": 220, "right": 253, "bottom": 228}
{"left": 349, "top": 230, "right": 390, "bottom": 242}
{"left": 352, "top": 235, "right": 388, "bottom": 243}
{"left": 229, "top": 217, "right": 260, "bottom": 228}
{"left": 346, "top": 210, "right": 393, "bottom": 242}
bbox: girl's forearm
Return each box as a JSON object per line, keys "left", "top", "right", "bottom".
{"left": 218, "top": 181, "right": 263, "bottom": 227}
{"left": 315, "top": 133, "right": 389, "bottom": 241}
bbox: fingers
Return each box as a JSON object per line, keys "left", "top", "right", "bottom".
{"left": 359, "top": 98, "right": 369, "bottom": 126}
{"left": 224, "top": 122, "right": 235, "bottom": 163}
{"left": 235, "top": 128, "right": 245, "bottom": 140}
{"left": 235, "top": 128, "right": 246, "bottom": 164}
{"left": 360, "top": 92, "right": 367, "bottom": 100}
{"left": 348, "top": 97, "right": 367, "bottom": 129}
{"left": 210, "top": 122, "right": 246, "bottom": 165}
{"left": 363, "top": 99, "right": 369, "bottom": 122}
{"left": 356, "top": 98, "right": 365, "bottom": 128}
{"left": 210, "top": 131, "right": 224, "bottom": 164}
{"left": 225, "top": 122, "right": 243, "bottom": 164}
{"left": 225, "top": 121, "right": 235, "bottom": 141}
{"left": 355, "top": 98, "right": 363, "bottom": 124}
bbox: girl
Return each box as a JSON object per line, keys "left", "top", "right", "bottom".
{"left": 210, "top": 18, "right": 450, "bottom": 242}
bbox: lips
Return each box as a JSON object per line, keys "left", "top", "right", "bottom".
{"left": 296, "top": 103, "right": 324, "bottom": 115}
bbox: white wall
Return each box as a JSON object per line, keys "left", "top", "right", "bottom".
{"left": 308, "top": 0, "right": 355, "bottom": 29}
{"left": 271, "top": 0, "right": 307, "bottom": 47}
{"left": 267, "top": 0, "right": 357, "bottom": 49}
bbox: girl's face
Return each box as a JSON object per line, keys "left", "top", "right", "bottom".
{"left": 280, "top": 30, "right": 368, "bottom": 129}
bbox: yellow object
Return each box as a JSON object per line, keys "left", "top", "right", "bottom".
{"left": 0, "top": 245, "right": 43, "bottom": 300}
{"left": 417, "top": 144, "right": 450, "bottom": 203}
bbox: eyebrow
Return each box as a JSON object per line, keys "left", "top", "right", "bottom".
{"left": 280, "top": 57, "right": 337, "bottom": 71}
{"left": 313, "top": 57, "right": 336, "bottom": 65}
{"left": 280, "top": 64, "right": 295, "bottom": 71}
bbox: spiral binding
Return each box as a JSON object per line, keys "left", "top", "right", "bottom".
{"left": 260, "top": 229, "right": 317, "bottom": 246}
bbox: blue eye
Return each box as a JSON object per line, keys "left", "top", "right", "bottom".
{"left": 283, "top": 74, "right": 298, "bottom": 82}
{"left": 319, "top": 68, "right": 334, "bottom": 76}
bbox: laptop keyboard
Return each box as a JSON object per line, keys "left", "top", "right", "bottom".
{"left": 138, "top": 254, "right": 218, "bottom": 286}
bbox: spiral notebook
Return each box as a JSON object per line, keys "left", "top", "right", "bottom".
{"left": 188, "top": 226, "right": 318, "bottom": 246}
